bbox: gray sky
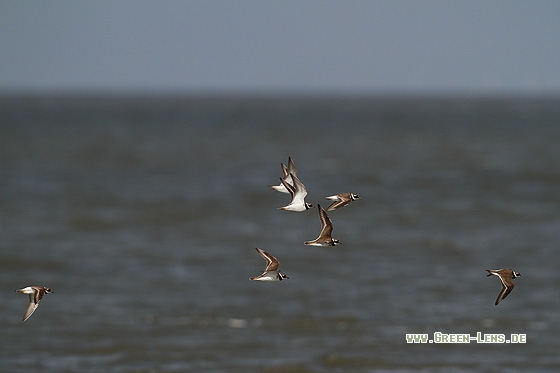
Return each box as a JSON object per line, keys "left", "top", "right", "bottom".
{"left": 2, "top": 1, "right": 560, "bottom": 94}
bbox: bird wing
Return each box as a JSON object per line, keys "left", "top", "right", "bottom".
{"left": 318, "top": 205, "right": 333, "bottom": 237}
{"left": 289, "top": 173, "right": 308, "bottom": 204}
{"left": 280, "top": 176, "right": 295, "bottom": 197}
{"left": 286, "top": 157, "right": 298, "bottom": 178}
{"left": 326, "top": 199, "right": 349, "bottom": 211}
{"left": 325, "top": 194, "right": 351, "bottom": 211}
{"left": 280, "top": 162, "right": 288, "bottom": 178}
{"left": 495, "top": 282, "right": 514, "bottom": 305}
{"left": 23, "top": 295, "right": 39, "bottom": 321}
{"left": 256, "top": 248, "right": 279, "bottom": 272}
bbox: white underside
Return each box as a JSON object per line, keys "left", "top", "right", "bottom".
{"left": 252, "top": 272, "right": 280, "bottom": 282}
{"left": 281, "top": 203, "right": 308, "bottom": 212}
{"left": 304, "top": 241, "right": 332, "bottom": 247}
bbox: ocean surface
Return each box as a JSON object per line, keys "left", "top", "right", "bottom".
{"left": 1, "top": 94, "right": 559, "bottom": 372}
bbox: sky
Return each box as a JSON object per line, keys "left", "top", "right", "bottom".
{"left": 2, "top": 1, "right": 560, "bottom": 95}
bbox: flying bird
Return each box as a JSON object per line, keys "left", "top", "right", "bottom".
{"left": 325, "top": 193, "right": 360, "bottom": 211}
{"left": 486, "top": 268, "right": 521, "bottom": 305}
{"left": 304, "top": 204, "right": 341, "bottom": 246}
{"left": 250, "top": 248, "right": 289, "bottom": 282}
{"left": 279, "top": 173, "right": 313, "bottom": 212}
{"left": 16, "top": 286, "right": 53, "bottom": 321}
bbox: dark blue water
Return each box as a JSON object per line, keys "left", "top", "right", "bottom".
{"left": 1, "top": 95, "right": 560, "bottom": 372}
